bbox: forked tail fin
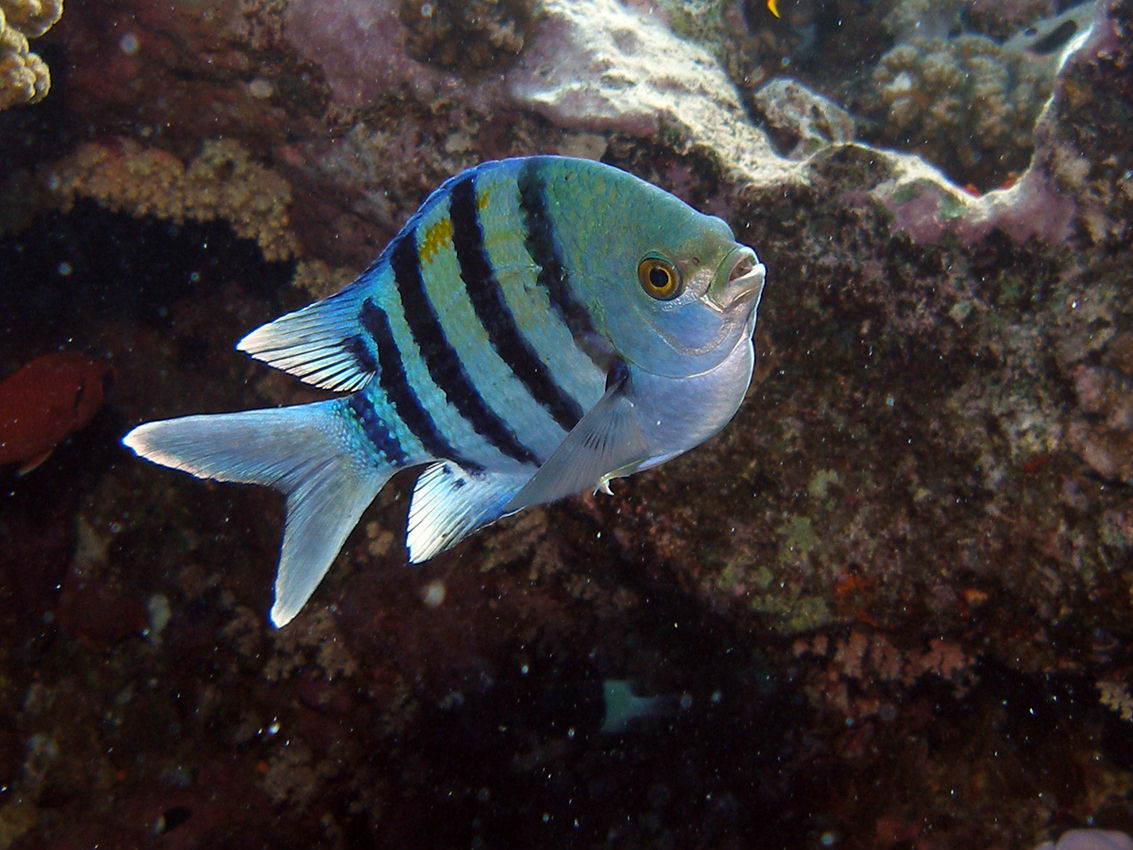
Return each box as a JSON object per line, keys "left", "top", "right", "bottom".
{"left": 122, "top": 400, "right": 392, "bottom": 627}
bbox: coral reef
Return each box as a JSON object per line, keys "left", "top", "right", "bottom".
{"left": 1, "top": 0, "right": 59, "bottom": 35}
{"left": 1066, "top": 332, "right": 1133, "bottom": 484}
{"left": 509, "top": 0, "right": 767, "bottom": 145}
{"left": 882, "top": 0, "right": 969, "bottom": 41}
{"left": 792, "top": 629, "right": 974, "bottom": 721}
{"left": 44, "top": 138, "right": 297, "bottom": 261}
{"left": 967, "top": 0, "right": 1075, "bottom": 42}
{"left": 284, "top": 0, "right": 786, "bottom": 180}
{"left": 0, "top": 0, "right": 1130, "bottom": 846}
{"left": 398, "top": 0, "right": 534, "bottom": 72}
{"left": 870, "top": 34, "right": 1051, "bottom": 188}
{"left": 750, "top": 77, "right": 856, "bottom": 158}
{"left": 0, "top": 0, "right": 60, "bottom": 109}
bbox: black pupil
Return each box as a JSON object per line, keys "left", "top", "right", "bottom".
{"left": 649, "top": 266, "right": 670, "bottom": 290}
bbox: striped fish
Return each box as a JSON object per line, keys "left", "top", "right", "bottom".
{"left": 123, "top": 156, "right": 766, "bottom": 626}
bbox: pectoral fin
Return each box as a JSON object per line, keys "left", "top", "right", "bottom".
{"left": 502, "top": 363, "right": 652, "bottom": 515}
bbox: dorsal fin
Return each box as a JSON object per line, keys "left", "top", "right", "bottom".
{"left": 237, "top": 162, "right": 508, "bottom": 393}
{"left": 237, "top": 275, "right": 380, "bottom": 392}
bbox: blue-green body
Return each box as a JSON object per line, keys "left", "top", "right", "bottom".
{"left": 124, "top": 156, "right": 766, "bottom": 626}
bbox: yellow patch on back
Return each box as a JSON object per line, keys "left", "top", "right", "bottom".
{"left": 477, "top": 187, "right": 491, "bottom": 210}
{"left": 418, "top": 216, "right": 454, "bottom": 265}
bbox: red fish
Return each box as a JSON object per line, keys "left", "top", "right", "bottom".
{"left": 0, "top": 352, "right": 113, "bottom": 475}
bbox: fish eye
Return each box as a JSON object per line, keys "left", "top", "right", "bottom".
{"left": 637, "top": 256, "right": 682, "bottom": 300}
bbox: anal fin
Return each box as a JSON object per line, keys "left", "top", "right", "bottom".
{"left": 406, "top": 462, "right": 534, "bottom": 562}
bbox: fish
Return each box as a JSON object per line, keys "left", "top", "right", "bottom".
{"left": 600, "top": 679, "right": 683, "bottom": 734}
{"left": 0, "top": 351, "right": 114, "bottom": 475}
{"left": 123, "top": 156, "right": 766, "bottom": 627}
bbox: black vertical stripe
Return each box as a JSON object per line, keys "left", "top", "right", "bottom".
{"left": 343, "top": 334, "right": 379, "bottom": 375}
{"left": 346, "top": 393, "right": 407, "bottom": 466}
{"left": 448, "top": 173, "right": 585, "bottom": 432}
{"left": 516, "top": 159, "right": 611, "bottom": 370}
{"left": 389, "top": 229, "right": 539, "bottom": 465}
{"left": 358, "top": 296, "right": 483, "bottom": 472}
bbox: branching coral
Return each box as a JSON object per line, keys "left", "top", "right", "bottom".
{"left": 0, "top": 0, "right": 61, "bottom": 109}
{"left": 45, "top": 138, "right": 297, "bottom": 261}
{"left": 871, "top": 34, "right": 1051, "bottom": 188}
{"left": 793, "top": 629, "right": 974, "bottom": 721}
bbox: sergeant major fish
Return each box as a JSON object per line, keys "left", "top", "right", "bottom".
{"left": 123, "top": 156, "right": 766, "bottom": 627}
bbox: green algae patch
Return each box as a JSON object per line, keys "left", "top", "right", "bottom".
{"left": 749, "top": 588, "right": 833, "bottom": 634}
{"left": 807, "top": 469, "right": 840, "bottom": 500}
{"left": 777, "top": 515, "right": 819, "bottom": 564}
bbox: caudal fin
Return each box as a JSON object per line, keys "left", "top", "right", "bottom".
{"left": 122, "top": 400, "right": 392, "bottom": 627}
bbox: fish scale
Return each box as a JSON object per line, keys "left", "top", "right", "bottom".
{"left": 123, "top": 155, "right": 766, "bottom": 626}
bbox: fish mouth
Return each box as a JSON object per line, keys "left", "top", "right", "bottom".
{"left": 707, "top": 246, "right": 765, "bottom": 313}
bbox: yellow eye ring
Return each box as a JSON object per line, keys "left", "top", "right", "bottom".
{"left": 637, "top": 256, "right": 682, "bottom": 300}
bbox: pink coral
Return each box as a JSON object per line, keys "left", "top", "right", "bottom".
{"left": 793, "top": 629, "right": 975, "bottom": 721}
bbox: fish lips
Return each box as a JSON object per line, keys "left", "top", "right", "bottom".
{"left": 707, "top": 246, "right": 766, "bottom": 315}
